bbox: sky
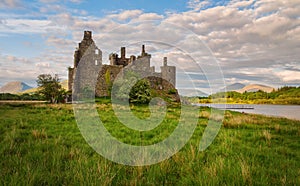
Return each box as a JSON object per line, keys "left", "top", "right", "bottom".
{"left": 0, "top": 0, "right": 299, "bottom": 94}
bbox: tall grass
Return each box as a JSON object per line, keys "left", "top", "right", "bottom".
{"left": 0, "top": 102, "right": 299, "bottom": 185}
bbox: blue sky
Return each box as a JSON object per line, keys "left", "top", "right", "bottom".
{"left": 0, "top": 0, "right": 300, "bottom": 94}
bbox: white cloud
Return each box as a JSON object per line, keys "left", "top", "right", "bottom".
{"left": 275, "top": 70, "right": 300, "bottom": 82}
{"left": 229, "top": 0, "right": 255, "bottom": 8}
{"left": 68, "top": 0, "right": 83, "bottom": 3}
{"left": 0, "top": 0, "right": 21, "bottom": 9}
{"left": 35, "top": 62, "right": 50, "bottom": 68}
{"left": 6, "top": 55, "right": 17, "bottom": 62}
{"left": 39, "top": 0, "right": 83, "bottom": 3}
{"left": 40, "top": 4, "right": 65, "bottom": 13}
{"left": 133, "top": 13, "right": 164, "bottom": 21}
{"left": 245, "top": 14, "right": 295, "bottom": 37}
{"left": 39, "top": 0, "right": 59, "bottom": 3}
{"left": 47, "top": 36, "right": 75, "bottom": 46}
{"left": 108, "top": 10, "right": 143, "bottom": 21}
{"left": 0, "top": 54, "right": 40, "bottom": 85}
{"left": 165, "top": 6, "right": 253, "bottom": 36}
{"left": 0, "top": 0, "right": 300, "bottom": 88}
{"left": 0, "top": 19, "right": 63, "bottom": 34}
{"left": 49, "top": 13, "right": 75, "bottom": 26}
{"left": 254, "top": 0, "right": 300, "bottom": 18}
{"left": 187, "top": 0, "right": 210, "bottom": 11}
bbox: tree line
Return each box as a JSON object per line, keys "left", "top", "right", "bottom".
{"left": 1, "top": 73, "right": 154, "bottom": 104}
{"left": 199, "top": 86, "right": 300, "bottom": 104}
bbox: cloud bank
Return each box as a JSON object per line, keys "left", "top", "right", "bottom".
{"left": 0, "top": 0, "right": 299, "bottom": 91}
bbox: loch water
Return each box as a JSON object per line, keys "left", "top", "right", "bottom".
{"left": 195, "top": 104, "right": 300, "bottom": 121}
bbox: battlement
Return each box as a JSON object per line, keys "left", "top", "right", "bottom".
{"left": 110, "top": 45, "right": 151, "bottom": 67}
{"left": 109, "top": 47, "right": 133, "bottom": 66}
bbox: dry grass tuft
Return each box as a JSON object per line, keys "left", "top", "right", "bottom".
{"left": 68, "top": 148, "right": 80, "bottom": 159}
{"left": 274, "top": 124, "right": 281, "bottom": 133}
{"left": 200, "top": 110, "right": 224, "bottom": 122}
{"left": 240, "top": 158, "right": 252, "bottom": 185}
{"left": 223, "top": 112, "right": 265, "bottom": 128}
{"left": 200, "top": 110, "right": 210, "bottom": 119}
{"left": 262, "top": 130, "right": 271, "bottom": 145}
{"left": 31, "top": 128, "right": 47, "bottom": 139}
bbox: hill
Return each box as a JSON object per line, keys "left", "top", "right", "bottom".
{"left": 221, "top": 83, "right": 274, "bottom": 93}
{"left": 21, "top": 79, "right": 68, "bottom": 94}
{"left": 207, "top": 86, "right": 300, "bottom": 105}
{"left": 0, "top": 81, "right": 32, "bottom": 93}
{"left": 221, "top": 83, "right": 245, "bottom": 92}
{"left": 236, "top": 84, "right": 274, "bottom": 93}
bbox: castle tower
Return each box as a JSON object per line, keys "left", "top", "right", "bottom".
{"left": 161, "top": 57, "right": 176, "bottom": 87}
{"left": 141, "top": 45, "right": 146, "bottom": 56}
{"left": 138, "top": 45, "right": 151, "bottom": 58}
{"left": 68, "top": 31, "right": 102, "bottom": 93}
{"left": 132, "top": 45, "right": 151, "bottom": 73}
{"left": 121, "top": 47, "right": 126, "bottom": 59}
{"left": 163, "top": 57, "right": 167, "bottom": 66}
{"left": 73, "top": 31, "right": 101, "bottom": 68}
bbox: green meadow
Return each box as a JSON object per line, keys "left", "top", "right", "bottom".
{"left": 0, "top": 100, "right": 299, "bottom": 185}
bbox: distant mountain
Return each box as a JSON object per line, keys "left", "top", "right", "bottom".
{"left": 21, "top": 79, "right": 68, "bottom": 94}
{"left": 0, "top": 81, "right": 33, "bottom": 94}
{"left": 220, "top": 83, "right": 275, "bottom": 93}
{"left": 21, "top": 87, "right": 39, "bottom": 94}
{"left": 221, "top": 83, "right": 246, "bottom": 92}
{"left": 236, "top": 84, "right": 275, "bottom": 93}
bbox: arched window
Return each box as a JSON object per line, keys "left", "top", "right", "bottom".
{"left": 95, "top": 49, "right": 99, "bottom": 55}
{"left": 95, "top": 60, "right": 98, "bottom": 65}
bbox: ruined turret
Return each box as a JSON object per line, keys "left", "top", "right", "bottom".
{"left": 138, "top": 45, "right": 151, "bottom": 58}
{"left": 68, "top": 31, "right": 102, "bottom": 93}
{"left": 161, "top": 57, "right": 176, "bottom": 87}
{"left": 109, "top": 47, "right": 132, "bottom": 66}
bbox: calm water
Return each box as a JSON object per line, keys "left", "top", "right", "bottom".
{"left": 196, "top": 104, "right": 300, "bottom": 121}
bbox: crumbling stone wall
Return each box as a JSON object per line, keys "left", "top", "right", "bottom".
{"left": 95, "top": 65, "right": 122, "bottom": 97}
{"left": 69, "top": 31, "right": 177, "bottom": 99}
{"left": 146, "top": 76, "right": 180, "bottom": 102}
{"left": 68, "top": 67, "right": 74, "bottom": 92}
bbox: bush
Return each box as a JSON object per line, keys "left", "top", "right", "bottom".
{"left": 168, "top": 89, "right": 177, "bottom": 95}
{"left": 129, "top": 79, "right": 151, "bottom": 104}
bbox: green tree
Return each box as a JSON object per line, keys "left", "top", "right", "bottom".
{"left": 112, "top": 70, "right": 151, "bottom": 104}
{"left": 36, "top": 74, "right": 66, "bottom": 103}
{"left": 129, "top": 79, "right": 151, "bottom": 104}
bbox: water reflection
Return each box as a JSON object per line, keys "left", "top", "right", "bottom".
{"left": 196, "top": 104, "right": 300, "bottom": 121}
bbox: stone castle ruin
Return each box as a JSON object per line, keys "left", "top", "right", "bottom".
{"left": 68, "top": 31, "right": 177, "bottom": 100}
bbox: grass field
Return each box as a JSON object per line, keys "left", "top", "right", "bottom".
{"left": 0, "top": 100, "right": 299, "bottom": 185}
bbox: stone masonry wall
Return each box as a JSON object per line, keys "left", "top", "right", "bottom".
{"left": 69, "top": 31, "right": 177, "bottom": 99}
{"left": 95, "top": 65, "right": 122, "bottom": 97}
